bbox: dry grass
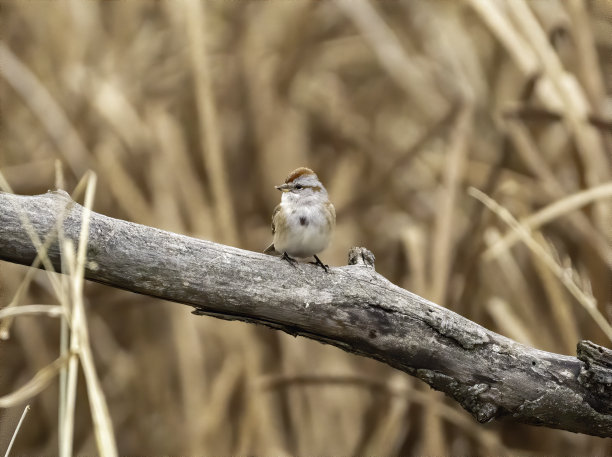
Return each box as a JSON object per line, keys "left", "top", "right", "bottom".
{"left": 1, "top": 1, "right": 611, "bottom": 455}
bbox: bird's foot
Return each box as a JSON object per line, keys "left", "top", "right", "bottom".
{"left": 282, "top": 252, "right": 298, "bottom": 268}
{"left": 310, "top": 255, "right": 330, "bottom": 273}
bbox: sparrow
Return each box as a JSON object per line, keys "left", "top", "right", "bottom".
{"left": 264, "top": 167, "right": 335, "bottom": 272}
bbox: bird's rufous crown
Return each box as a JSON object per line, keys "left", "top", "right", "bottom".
{"left": 285, "top": 167, "right": 316, "bottom": 184}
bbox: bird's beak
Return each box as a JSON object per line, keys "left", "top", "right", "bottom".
{"left": 275, "top": 183, "right": 291, "bottom": 192}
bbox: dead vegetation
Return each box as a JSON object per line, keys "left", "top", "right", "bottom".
{"left": 0, "top": 0, "right": 611, "bottom": 455}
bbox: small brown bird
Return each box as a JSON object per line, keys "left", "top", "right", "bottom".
{"left": 264, "top": 167, "right": 336, "bottom": 271}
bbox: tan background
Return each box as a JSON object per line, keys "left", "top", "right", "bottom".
{"left": 1, "top": 0, "right": 611, "bottom": 455}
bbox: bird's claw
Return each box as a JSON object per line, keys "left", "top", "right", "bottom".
{"left": 311, "top": 255, "right": 330, "bottom": 273}
{"left": 282, "top": 252, "right": 298, "bottom": 268}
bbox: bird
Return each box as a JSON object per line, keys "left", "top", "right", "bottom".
{"left": 264, "top": 167, "right": 336, "bottom": 272}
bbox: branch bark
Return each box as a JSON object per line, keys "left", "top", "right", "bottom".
{"left": 1, "top": 190, "right": 611, "bottom": 437}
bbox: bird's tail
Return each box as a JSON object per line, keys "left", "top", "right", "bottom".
{"left": 263, "top": 243, "right": 278, "bottom": 255}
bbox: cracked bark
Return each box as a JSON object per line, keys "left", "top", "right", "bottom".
{"left": 1, "top": 190, "right": 611, "bottom": 437}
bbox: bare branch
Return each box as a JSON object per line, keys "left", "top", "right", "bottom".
{"left": 1, "top": 190, "right": 611, "bottom": 437}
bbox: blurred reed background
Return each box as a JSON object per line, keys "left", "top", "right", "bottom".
{"left": 1, "top": 0, "right": 611, "bottom": 455}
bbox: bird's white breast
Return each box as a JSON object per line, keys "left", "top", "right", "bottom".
{"left": 274, "top": 203, "right": 332, "bottom": 258}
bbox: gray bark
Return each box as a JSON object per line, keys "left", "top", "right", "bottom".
{"left": 1, "top": 190, "right": 611, "bottom": 437}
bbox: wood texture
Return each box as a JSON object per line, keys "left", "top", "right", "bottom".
{"left": 1, "top": 190, "right": 611, "bottom": 437}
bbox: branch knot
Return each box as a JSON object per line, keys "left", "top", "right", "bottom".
{"left": 348, "top": 247, "right": 375, "bottom": 269}
{"left": 577, "top": 340, "right": 612, "bottom": 415}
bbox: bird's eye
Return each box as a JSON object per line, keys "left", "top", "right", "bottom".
{"left": 295, "top": 184, "right": 303, "bottom": 190}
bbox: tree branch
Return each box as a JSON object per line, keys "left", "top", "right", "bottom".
{"left": 1, "top": 190, "right": 611, "bottom": 437}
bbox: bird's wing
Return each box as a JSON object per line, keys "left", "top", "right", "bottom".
{"left": 263, "top": 204, "right": 282, "bottom": 255}
{"left": 271, "top": 204, "right": 281, "bottom": 234}
{"left": 326, "top": 201, "right": 336, "bottom": 227}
